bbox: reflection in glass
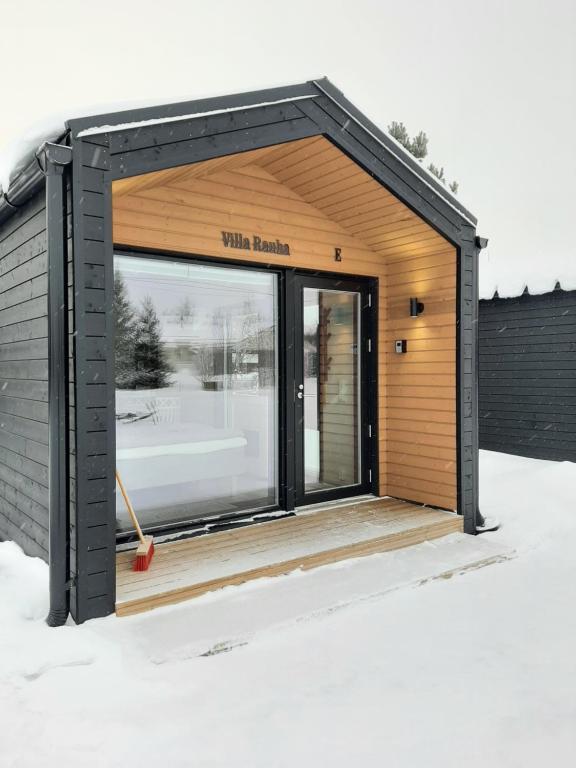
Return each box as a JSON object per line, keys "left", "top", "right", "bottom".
{"left": 303, "top": 288, "right": 361, "bottom": 493}
{"left": 114, "top": 255, "right": 278, "bottom": 534}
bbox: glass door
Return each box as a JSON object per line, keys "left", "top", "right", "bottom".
{"left": 293, "top": 274, "right": 372, "bottom": 506}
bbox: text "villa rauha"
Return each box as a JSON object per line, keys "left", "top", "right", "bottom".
{"left": 221, "top": 231, "right": 290, "bottom": 255}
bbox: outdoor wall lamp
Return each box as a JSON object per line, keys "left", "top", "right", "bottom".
{"left": 410, "top": 297, "right": 425, "bottom": 317}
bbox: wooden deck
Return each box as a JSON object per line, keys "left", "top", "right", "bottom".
{"left": 115, "top": 498, "right": 463, "bottom": 616}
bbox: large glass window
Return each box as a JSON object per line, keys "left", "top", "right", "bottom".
{"left": 114, "top": 255, "right": 278, "bottom": 534}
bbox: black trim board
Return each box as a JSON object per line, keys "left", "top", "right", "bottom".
{"left": 110, "top": 116, "right": 321, "bottom": 182}
{"left": 454, "top": 226, "right": 479, "bottom": 534}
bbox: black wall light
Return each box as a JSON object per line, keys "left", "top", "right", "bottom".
{"left": 410, "top": 297, "right": 425, "bottom": 317}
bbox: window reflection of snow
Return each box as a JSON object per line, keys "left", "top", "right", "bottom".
{"left": 114, "top": 255, "right": 278, "bottom": 535}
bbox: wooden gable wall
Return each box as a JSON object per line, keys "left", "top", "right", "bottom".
{"left": 112, "top": 137, "right": 457, "bottom": 511}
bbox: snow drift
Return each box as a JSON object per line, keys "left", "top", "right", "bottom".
{"left": 480, "top": 250, "right": 576, "bottom": 299}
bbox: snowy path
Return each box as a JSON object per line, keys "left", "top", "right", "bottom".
{"left": 1, "top": 451, "right": 575, "bottom": 767}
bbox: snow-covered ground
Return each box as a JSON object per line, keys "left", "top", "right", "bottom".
{"left": 1, "top": 450, "right": 575, "bottom": 767}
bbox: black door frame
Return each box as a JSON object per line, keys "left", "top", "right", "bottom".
{"left": 289, "top": 273, "right": 375, "bottom": 508}
{"left": 114, "top": 247, "right": 378, "bottom": 541}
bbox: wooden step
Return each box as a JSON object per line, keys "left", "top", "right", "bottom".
{"left": 115, "top": 497, "right": 463, "bottom": 616}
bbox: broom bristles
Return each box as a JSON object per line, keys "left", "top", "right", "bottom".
{"left": 133, "top": 536, "right": 155, "bottom": 572}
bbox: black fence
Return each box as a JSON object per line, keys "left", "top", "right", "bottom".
{"left": 479, "top": 288, "right": 576, "bottom": 462}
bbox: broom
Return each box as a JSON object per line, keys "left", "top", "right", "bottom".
{"left": 115, "top": 469, "right": 155, "bottom": 571}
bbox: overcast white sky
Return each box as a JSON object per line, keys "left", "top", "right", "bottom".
{"left": 1, "top": 0, "right": 574, "bottom": 293}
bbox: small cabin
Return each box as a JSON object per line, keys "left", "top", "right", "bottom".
{"left": 0, "top": 80, "right": 484, "bottom": 624}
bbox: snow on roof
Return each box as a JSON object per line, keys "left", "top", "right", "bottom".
{"left": 0, "top": 119, "right": 64, "bottom": 195}
{"left": 0, "top": 79, "right": 312, "bottom": 195}
{"left": 76, "top": 95, "right": 316, "bottom": 137}
{"left": 480, "top": 251, "right": 576, "bottom": 300}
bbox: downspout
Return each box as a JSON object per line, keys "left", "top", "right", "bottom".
{"left": 37, "top": 142, "right": 74, "bottom": 626}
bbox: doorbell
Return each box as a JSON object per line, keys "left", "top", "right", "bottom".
{"left": 395, "top": 339, "right": 407, "bottom": 354}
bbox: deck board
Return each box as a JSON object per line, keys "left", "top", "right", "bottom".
{"left": 116, "top": 498, "right": 463, "bottom": 616}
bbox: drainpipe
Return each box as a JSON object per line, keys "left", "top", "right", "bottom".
{"left": 37, "top": 142, "right": 74, "bottom": 626}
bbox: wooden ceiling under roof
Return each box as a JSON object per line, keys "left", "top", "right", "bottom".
{"left": 113, "top": 136, "right": 448, "bottom": 261}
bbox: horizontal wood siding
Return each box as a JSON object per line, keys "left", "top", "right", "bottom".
{"left": 0, "top": 190, "right": 49, "bottom": 559}
{"left": 113, "top": 138, "right": 457, "bottom": 511}
{"left": 479, "top": 290, "right": 576, "bottom": 461}
{"left": 384, "top": 248, "right": 457, "bottom": 509}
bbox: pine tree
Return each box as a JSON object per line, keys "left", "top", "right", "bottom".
{"left": 427, "top": 163, "right": 446, "bottom": 182}
{"left": 409, "top": 131, "right": 429, "bottom": 160}
{"left": 389, "top": 121, "right": 459, "bottom": 194}
{"left": 388, "top": 121, "right": 411, "bottom": 150}
{"left": 133, "top": 295, "right": 173, "bottom": 389}
{"left": 114, "top": 270, "right": 138, "bottom": 389}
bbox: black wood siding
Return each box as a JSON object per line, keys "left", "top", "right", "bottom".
{"left": 479, "top": 289, "right": 576, "bottom": 461}
{"left": 67, "top": 143, "right": 114, "bottom": 623}
{"left": 0, "top": 189, "right": 49, "bottom": 559}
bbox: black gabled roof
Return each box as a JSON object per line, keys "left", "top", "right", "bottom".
{"left": 1, "top": 78, "right": 477, "bottom": 228}
{"left": 67, "top": 77, "right": 476, "bottom": 226}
